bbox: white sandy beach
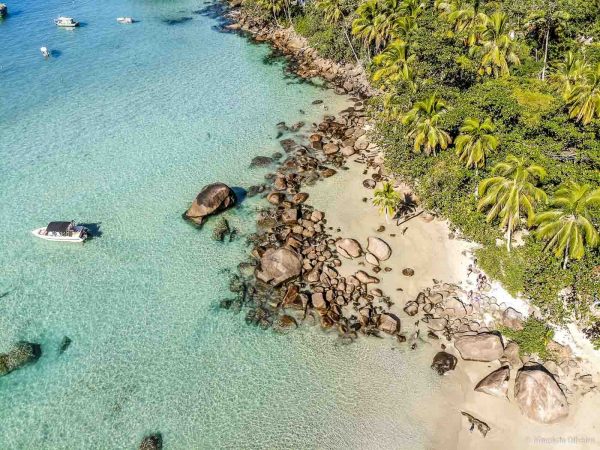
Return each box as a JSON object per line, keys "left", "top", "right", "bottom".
{"left": 305, "top": 155, "right": 600, "bottom": 450}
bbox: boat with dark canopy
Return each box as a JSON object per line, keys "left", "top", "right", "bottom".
{"left": 32, "top": 221, "right": 88, "bottom": 242}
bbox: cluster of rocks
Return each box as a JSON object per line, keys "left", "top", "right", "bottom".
{"left": 212, "top": 102, "right": 401, "bottom": 341}
{"left": 211, "top": 0, "right": 599, "bottom": 434}
{"left": 225, "top": 5, "right": 376, "bottom": 99}
{"left": 418, "top": 283, "right": 598, "bottom": 426}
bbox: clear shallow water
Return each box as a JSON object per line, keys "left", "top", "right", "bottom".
{"left": 0, "top": 1, "right": 440, "bottom": 448}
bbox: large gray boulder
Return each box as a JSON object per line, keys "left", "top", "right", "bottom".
{"left": 256, "top": 248, "right": 302, "bottom": 286}
{"left": 475, "top": 366, "right": 510, "bottom": 397}
{"left": 184, "top": 183, "right": 236, "bottom": 226}
{"left": 335, "top": 238, "right": 362, "bottom": 259}
{"left": 367, "top": 236, "right": 391, "bottom": 261}
{"left": 0, "top": 342, "right": 42, "bottom": 377}
{"left": 454, "top": 333, "right": 504, "bottom": 362}
{"left": 514, "top": 366, "right": 569, "bottom": 423}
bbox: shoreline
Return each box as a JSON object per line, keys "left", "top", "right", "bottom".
{"left": 218, "top": 3, "right": 600, "bottom": 449}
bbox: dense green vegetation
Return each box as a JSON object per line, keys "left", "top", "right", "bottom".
{"left": 500, "top": 317, "right": 555, "bottom": 359}
{"left": 240, "top": 0, "right": 600, "bottom": 336}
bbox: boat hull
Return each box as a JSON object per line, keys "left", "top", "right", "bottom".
{"left": 31, "top": 227, "right": 87, "bottom": 243}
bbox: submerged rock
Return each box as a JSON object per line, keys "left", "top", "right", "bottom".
{"left": 212, "top": 217, "right": 231, "bottom": 241}
{"left": 514, "top": 365, "right": 569, "bottom": 423}
{"left": 256, "top": 247, "right": 302, "bottom": 286}
{"left": 431, "top": 351, "right": 457, "bottom": 375}
{"left": 59, "top": 336, "right": 72, "bottom": 355}
{"left": 0, "top": 342, "right": 42, "bottom": 377}
{"left": 139, "top": 433, "right": 162, "bottom": 450}
{"left": 249, "top": 156, "right": 273, "bottom": 168}
{"left": 184, "top": 183, "right": 236, "bottom": 226}
{"left": 273, "top": 315, "right": 298, "bottom": 333}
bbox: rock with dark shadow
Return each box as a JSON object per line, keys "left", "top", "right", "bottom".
{"left": 184, "top": 183, "right": 236, "bottom": 226}
{"left": 514, "top": 365, "right": 569, "bottom": 423}
{"left": 431, "top": 351, "right": 457, "bottom": 375}
{"left": 0, "top": 342, "right": 42, "bottom": 377}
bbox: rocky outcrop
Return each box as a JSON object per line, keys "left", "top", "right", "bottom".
{"left": 367, "top": 237, "right": 391, "bottom": 261}
{"left": 0, "top": 342, "right": 42, "bottom": 377}
{"left": 514, "top": 365, "right": 569, "bottom": 423}
{"left": 475, "top": 366, "right": 510, "bottom": 397}
{"left": 431, "top": 351, "right": 457, "bottom": 375}
{"left": 184, "top": 183, "right": 236, "bottom": 226}
{"left": 139, "top": 433, "right": 162, "bottom": 450}
{"left": 454, "top": 333, "right": 504, "bottom": 362}
{"left": 335, "top": 238, "right": 362, "bottom": 259}
{"left": 225, "top": 9, "right": 376, "bottom": 98}
{"left": 256, "top": 247, "right": 302, "bottom": 286}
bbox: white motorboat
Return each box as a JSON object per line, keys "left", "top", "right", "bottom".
{"left": 40, "top": 47, "right": 50, "bottom": 58}
{"left": 116, "top": 17, "right": 134, "bottom": 24}
{"left": 54, "top": 16, "right": 79, "bottom": 27}
{"left": 32, "top": 221, "right": 88, "bottom": 243}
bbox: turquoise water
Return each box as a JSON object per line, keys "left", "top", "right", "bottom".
{"left": 0, "top": 1, "right": 441, "bottom": 448}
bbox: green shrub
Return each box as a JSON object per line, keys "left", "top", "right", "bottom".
{"left": 499, "top": 317, "right": 555, "bottom": 359}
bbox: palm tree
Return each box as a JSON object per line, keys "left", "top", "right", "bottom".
{"left": 448, "top": 3, "right": 488, "bottom": 45}
{"left": 477, "top": 155, "right": 547, "bottom": 251}
{"left": 550, "top": 51, "right": 588, "bottom": 99}
{"left": 315, "top": 0, "right": 361, "bottom": 64}
{"left": 352, "top": 0, "right": 385, "bottom": 55}
{"left": 401, "top": 93, "right": 452, "bottom": 156}
{"left": 373, "top": 181, "right": 402, "bottom": 222}
{"left": 372, "top": 39, "right": 416, "bottom": 89}
{"left": 399, "top": 0, "right": 424, "bottom": 18}
{"left": 475, "top": 11, "right": 520, "bottom": 78}
{"left": 535, "top": 182, "right": 600, "bottom": 269}
{"left": 454, "top": 117, "right": 499, "bottom": 173}
{"left": 565, "top": 63, "right": 600, "bottom": 125}
{"left": 525, "top": 3, "right": 569, "bottom": 81}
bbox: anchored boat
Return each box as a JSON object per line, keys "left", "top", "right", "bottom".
{"left": 40, "top": 47, "right": 50, "bottom": 58}
{"left": 116, "top": 17, "right": 134, "bottom": 24}
{"left": 32, "top": 221, "right": 88, "bottom": 243}
{"left": 54, "top": 16, "right": 79, "bottom": 27}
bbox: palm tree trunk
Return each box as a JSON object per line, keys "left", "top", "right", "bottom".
{"left": 562, "top": 244, "right": 569, "bottom": 269}
{"left": 506, "top": 228, "right": 512, "bottom": 252}
{"left": 541, "top": 27, "right": 550, "bottom": 81}
{"left": 281, "top": 0, "right": 292, "bottom": 26}
{"left": 343, "top": 25, "right": 361, "bottom": 66}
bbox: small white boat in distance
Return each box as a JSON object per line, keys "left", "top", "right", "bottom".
{"left": 54, "top": 16, "right": 79, "bottom": 27}
{"left": 116, "top": 17, "right": 134, "bottom": 24}
{"left": 40, "top": 47, "right": 50, "bottom": 58}
{"left": 32, "top": 221, "right": 88, "bottom": 243}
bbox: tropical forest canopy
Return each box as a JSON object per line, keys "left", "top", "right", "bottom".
{"left": 241, "top": 0, "right": 600, "bottom": 339}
